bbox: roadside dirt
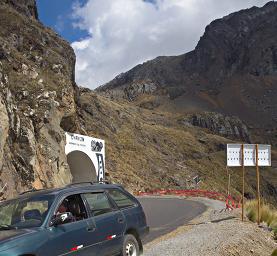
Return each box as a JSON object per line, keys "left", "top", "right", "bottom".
{"left": 144, "top": 197, "right": 277, "bottom": 256}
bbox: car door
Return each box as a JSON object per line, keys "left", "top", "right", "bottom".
{"left": 82, "top": 192, "right": 125, "bottom": 256}
{"left": 39, "top": 193, "right": 98, "bottom": 256}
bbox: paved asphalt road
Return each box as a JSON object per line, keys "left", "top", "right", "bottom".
{"left": 137, "top": 197, "right": 207, "bottom": 243}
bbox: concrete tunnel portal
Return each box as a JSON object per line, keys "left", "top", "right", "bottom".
{"left": 65, "top": 133, "right": 105, "bottom": 183}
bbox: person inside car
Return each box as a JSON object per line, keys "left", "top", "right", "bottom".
{"left": 54, "top": 196, "right": 87, "bottom": 223}
{"left": 53, "top": 199, "right": 76, "bottom": 224}
{"left": 56, "top": 201, "right": 68, "bottom": 215}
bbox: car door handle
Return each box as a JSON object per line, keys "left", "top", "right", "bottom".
{"left": 87, "top": 226, "right": 96, "bottom": 232}
{"left": 118, "top": 218, "right": 124, "bottom": 224}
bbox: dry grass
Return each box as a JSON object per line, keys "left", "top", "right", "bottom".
{"left": 246, "top": 200, "right": 277, "bottom": 240}
{"left": 78, "top": 92, "right": 277, "bottom": 206}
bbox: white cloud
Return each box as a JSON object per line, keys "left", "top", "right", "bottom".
{"left": 71, "top": 0, "right": 269, "bottom": 89}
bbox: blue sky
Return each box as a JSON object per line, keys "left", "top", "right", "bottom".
{"left": 36, "top": 0, "right": 89, "bottom": 43}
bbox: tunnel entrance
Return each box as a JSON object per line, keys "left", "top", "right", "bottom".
{"left": 67, "top": 151, "right": 97, "bottom": 183}
{"left": 65, "top": 133, "right": 105, "bottom": 183}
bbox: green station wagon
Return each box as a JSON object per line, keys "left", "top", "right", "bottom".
{"left": 0, "top": 182, "right": 149, "bottom": 256}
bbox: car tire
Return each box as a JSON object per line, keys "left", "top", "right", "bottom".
{"left": 121, "top": 234, "right": 139, "bottom": 256}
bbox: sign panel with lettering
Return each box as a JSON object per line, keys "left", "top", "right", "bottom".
{"left": 65, "top": 133, "right": 105, "bottom": 181}
{"left": 227, "top": 144, "right": 271, "bottom": 167}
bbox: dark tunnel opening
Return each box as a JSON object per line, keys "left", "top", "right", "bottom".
{"left": 67, "top": 151, "right": 97, "bottom": 183}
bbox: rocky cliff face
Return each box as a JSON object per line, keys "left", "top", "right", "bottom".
{"left": 0, "top": 1, "right": 76, "bottom": 197}
{"left": 97, "top": 2, "right": 277, "bottom": 145}
{"left": 181, "top": 112, "right": 250, "bottom": 142}
{"left": 2, "top": 0, "right": 38, "bottom": 19}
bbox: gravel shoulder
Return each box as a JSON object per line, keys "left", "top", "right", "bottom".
{"left": 143, "top": 197, "right": 277, "bottom": 256}
{"left": 138, "top": 196, "right": 206, "bottom": 243}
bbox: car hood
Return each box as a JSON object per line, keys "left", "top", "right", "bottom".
{"left": 0, "top": 229, "right": 35, "bottom": 243}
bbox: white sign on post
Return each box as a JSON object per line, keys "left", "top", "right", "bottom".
{"left": 227, "top": 144, "right": 271, "bottom": 167}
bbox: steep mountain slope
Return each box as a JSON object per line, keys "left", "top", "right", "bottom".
{"left": 97, "top": 1, "right": 277, "bottom": 145}
{"left": 0, "top": 0, "right": 77, "bottom": 197}
{"left": 77, "top": 89, "right": 277, "bottom": 204}
{"left": 0, "top": 1, "right": 276, "bottom": 205}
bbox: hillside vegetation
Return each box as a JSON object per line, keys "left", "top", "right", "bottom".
{"left": 77, "top": 89, "right": 277, "bottom": 204}
{"left": 246, "top": 200, "right": 277, "bottom": 238}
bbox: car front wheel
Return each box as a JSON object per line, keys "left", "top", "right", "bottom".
{"left": 121, "top": 234, "right": 139, "bottom": 256}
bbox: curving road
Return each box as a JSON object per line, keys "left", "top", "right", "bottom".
{"left": 137, "top": 197, "right": 206, "bottom": 243}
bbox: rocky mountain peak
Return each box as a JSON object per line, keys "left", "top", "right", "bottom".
{"left": 2, "top": 0, "right": 38, "bottom": 20}
{"left": 194, "top": 1, "right": 277, "bottom": 77}
{"left": 97, "top": 1, "right": 277, "bottom": 145}
{"left": 99, "top": 1, "right": 277, "bottom": 89}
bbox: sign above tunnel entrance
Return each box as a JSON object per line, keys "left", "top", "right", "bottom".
{"left": 65, "top": 133, "right": 105, "bottom": 182}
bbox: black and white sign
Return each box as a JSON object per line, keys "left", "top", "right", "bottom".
{"left": 65, "top": 132, "right": 105, "bottom": 181}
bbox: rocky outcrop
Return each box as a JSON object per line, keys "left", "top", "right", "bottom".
{"left": 107, "top": 79, "right": 158, "bottom": 101}
{"left": 181, "top": 112, "right": 250, "bottom": 142}
{"left": 193, "top": 1, "right": 277, "bottom": 77}
{"left": 2, "top": 0, "right": 38, "bottom": 19}
{"left": 0, "top": 1, "right": 75, "bottom": 197}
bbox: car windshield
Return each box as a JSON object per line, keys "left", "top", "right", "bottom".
{"left": 0, "top": 194, "right": 54, "bottom": 229}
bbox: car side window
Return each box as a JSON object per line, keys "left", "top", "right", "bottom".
{"left": 22, "top": 201, "right": 49, "bottom": 217}
{"left": 83, "top": 193, "right": 113, "bottom": 216}
{"left": 53, "top": 194, "right": 88, "bottom": 225}
{"left": 0, "top": 203, "right": 15, "bottom": 225}
{"left": 107, "top": 189, "right": 135, "bottom": 209}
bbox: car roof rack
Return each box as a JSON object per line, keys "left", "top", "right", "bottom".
{"left": 20, "top": 188, "right": 45, "bottom": 195}
{"left": 66, "top": 182, "right": 95, "bottom": 187}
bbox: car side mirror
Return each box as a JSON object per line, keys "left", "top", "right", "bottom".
{"left": 50, "top": 212, "right": 74, "bottom": 227}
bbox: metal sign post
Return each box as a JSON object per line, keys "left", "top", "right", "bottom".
{"left": 193, "top": 176, "right": 201, "bottom": 189}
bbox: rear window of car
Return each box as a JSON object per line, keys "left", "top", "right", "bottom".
{"left": 83, "top": 192, "right": 113, "bottom": 216}
{"left": 107, "top": 189, "right": 136, "bottom": 209}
